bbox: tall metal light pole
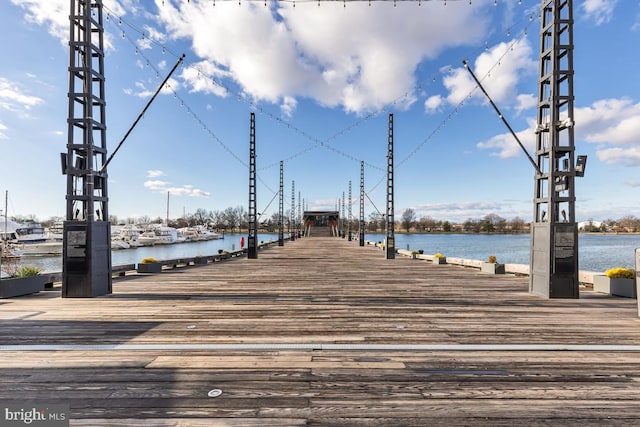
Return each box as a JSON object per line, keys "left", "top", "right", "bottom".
{"left": 278, "top": 161, "right": 284, "bottom": 246}
{"left": 348, "top": 181, "right": 352, "bottom": 241}
{"left": 247, "top": 112, "right": 257, "bottom": 259}
{"left": 530, "top": 0, "right": 580, "bottom": 298}
{"left": 290, "top": 181, "right": 295, "bottom": 241}
{"left": 359, "top": 161, "right": 365, "bottom": 246}
{"left": 62, "top": 0, "right": 111, "bottom": 297}
{"left": 385, "top": 114, "right": 395, "bottom": 259}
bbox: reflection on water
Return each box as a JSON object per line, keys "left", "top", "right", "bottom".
{"left": 7, "top": 232, "right": 639, "bottom": 274}
{"left": 8, "top": 233, "right": 280, "bottom": 273}
{"left": 363, "top": 233, "right": 639, "bottom": 272}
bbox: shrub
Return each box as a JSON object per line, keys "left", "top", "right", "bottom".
{"left": 140, "top": 257, "right": 158, "bottom": 264}
{"left": 605, "top": 267, "right": 636, "bottom": 279}
{"left": 15, "top": 265, "right": 42, "bottom": 277}
{"left": 488, "top": 255, "right": 497, "bottom": 264}
{"left": 434, "top": 253, "right": 445, "bottom": 259}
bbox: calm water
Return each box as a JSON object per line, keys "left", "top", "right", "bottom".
{"left": 365, "top": 233, "right": 639, "bottom": 272}
{"left": 6, "top": 232, "right": 640, "bottom": 274}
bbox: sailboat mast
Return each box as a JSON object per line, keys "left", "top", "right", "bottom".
{"left": 166, "top": 191, "right": 170, "bottom": 226}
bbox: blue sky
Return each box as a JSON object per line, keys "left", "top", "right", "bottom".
{"left": 1, "top": 0, "right": 639, "bottom": 224}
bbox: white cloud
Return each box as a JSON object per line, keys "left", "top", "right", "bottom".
{"left": 166, "top": 185, "right": 210, "bottom": 198}
{"left": 411, "top": 201, "right": 519, "bottom": 222}
{"left": 180, "top": 62, "right": 228, "bottom": 97}
{"left": 514, "top": 94, "right": 537, "bottom": 114}
{"left": 424, "top": 95, "right": 444, "bottom": 113}
{"left": 143, "top": 180, "right": 168, "bottom": 191}
{"left": 146, "top": 170, "right": 165, "bottom": 178}
{"left": 157, "top": 0, "right": 489, "bottom": 114}
{"left": 280, "top": 96, "right": 297, "bottom": 118}
{"left": 596, "top": 147, "right": 640, "bottom": 166}
{"left": 0, "top": 122, "right": 8, "bottom": 140}
{"left": 10, "top": 0, "right": 126, "bottom": 48}
{"left": 476, "top": 117, "right": 536, "bottom": 159}
{"left": 143, "top": 179, "right": 210, "bottom": 197}
{"left": 0, "top": 77, "right": 44, "bottom": 112}
{"left": 477, "top": 97, "right": 640, "bottom": 165}
{"left": 581, "top": 0, "right": 618, "bottom": 26}
{"left": 443, "top": 38, "right": 536, "bottom": 108}
{"left": 577, "top": 98, "right": 640, "bottom": 146}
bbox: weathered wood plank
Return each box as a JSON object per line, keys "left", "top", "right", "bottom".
{"left": 0, "top": 237, "right": 639, "bottom": 424}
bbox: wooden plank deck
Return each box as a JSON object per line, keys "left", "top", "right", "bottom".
{"left": 1, "top": 237, "right": 639, "bottom": 425}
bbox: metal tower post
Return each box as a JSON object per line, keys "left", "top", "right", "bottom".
{"left": 290, "top": 181, "right": 295, "bottom": 241}
{"left": 298, "top": 191, "right": 301, "bottom": 238}
{"left": 248, "top": 112, "right": 258, "bottom": 259}
{"left": 385, "top": 114, "right": 395, "bottom": 259}
{"left": 348, "top": 181, "right": 352, "bottom": 241}
{"left": 530, "top": 0, "right": 578, "bottom": 298}
{"left": 359, "top": 160, "right": 365, "bottom": 246}
{"left": 341, "top": 192, "right": 346, "bottom": 238}
{"left": 278, "top": 160, "right": 284, "bottom": 246}
{"left": 62, "top": 0, "right": 111, "bottom": 297}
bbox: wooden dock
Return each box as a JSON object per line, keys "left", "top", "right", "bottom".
{"left": 1, "top": 237, "right": 639, "bottom": 425}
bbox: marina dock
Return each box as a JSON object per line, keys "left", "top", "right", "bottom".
{"left": 1, "top": 237, "right": 639, "bottom": 425}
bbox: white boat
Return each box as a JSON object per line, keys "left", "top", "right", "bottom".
{"left": 14, "top": 222, "right": 47, "bottom": 243}
{"left": 45, "top": 220, "right": 64, "bottom": 241}
{"left": 111, "top": 238, "right": 130, "bottom": 250}
{"left": 177, "top": 227, "right": 203, "bottom": 242}
{"left": 18, "top": 241, "right": 63, "bottom": 256}
{"left": 195, "top": 225, "right": 221, "bottom": 240}
{"left": 116, "top": 225, "right": 144, "bottom": 247}
{"left": 151, "top": 225, "right": 178, "bottom": 245}
{"left": 138, "top": 231, "right": 158, "bottom": 246}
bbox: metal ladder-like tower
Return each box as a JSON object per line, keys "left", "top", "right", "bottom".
{"left": 530, "top": 0, "right": 583, "bottom": 298}
{"left": 278, "top": 161, "right": 284, "bottom": 246}
{"left": 62, "top": 0, "right": 111, "bottom": 297}
{"left": 359, "top": 161, "right": 365, "bottom": 247}
{"left": 248, "top": 113, "right": 257, "bottom": 259}
{"left": 385, "top": 113, "right": 395, "bottom": 259}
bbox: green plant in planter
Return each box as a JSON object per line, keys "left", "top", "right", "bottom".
{"left": 140, "top": 257, "right": 158, "bottom": 264}
{"left": 605, "top": 267, "right": 635, "bottom": 279}
{"left": 14, "top": 265, "right": 42, "bottom": 278}
{"left": 487, "top": 255, "right": 497, "bottom": 264}
{"left": 434, "top": 253, "right": 445, "bottom": 259}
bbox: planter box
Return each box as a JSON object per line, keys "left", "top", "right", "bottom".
{"left": 594, "top": 276, "right": 637, "bottom": 298}
{"left": 0, "top": 276, "right": 46, "bottom": 298}
{"left": 193, "top": 257, "right": 208, "bottom": 265}
{"left": 433, "top": 257, "right": 447, "bottom": 265}
{"left": 481, "top": 262, "right": 505, "bottom": 274}
{"left": 137, "top": 262, "right": 163, "bottom": 274}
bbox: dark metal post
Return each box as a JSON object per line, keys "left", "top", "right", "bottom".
{"left": 359, "top": 161, "right": 365, "bottom": 246}
{"left": 341, "top": 192, "right": 346, "bottom": 238}
{"left": 348, "top": 181, "right": 352, "bottom": 241}
{"left": 278, "top": 161, "right": 284, "bottom": 246}
{"left": 248, "top": 112, "right": 257, "bottom": 259}
{"left": 385, "top": 114, "right": 395, "bottom": 259}
{"left": 290, "top": 180, "right": 295, "bottom": 241}
{"left": 298, "top": 191, "right": 301, "bottom": 238}
{"left": 62, "top": 0, "right": 111, "bottom": 297}
{"left": 530, "top": 0, "right": 578, "bottom": 298}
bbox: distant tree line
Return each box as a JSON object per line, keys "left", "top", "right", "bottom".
{"left": 10, "top": 210, "right": 640, "bottom": 234}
